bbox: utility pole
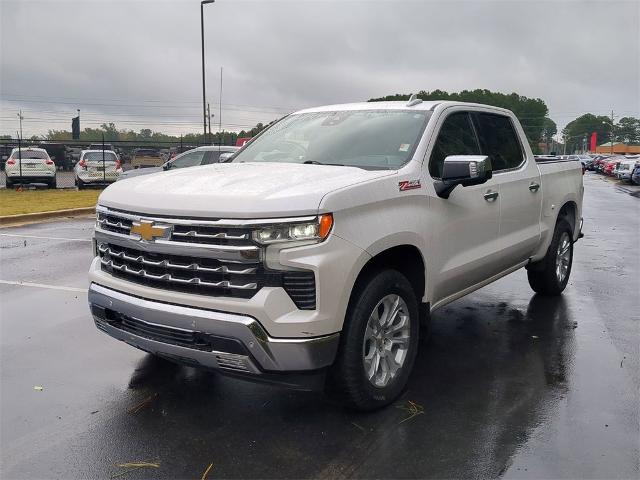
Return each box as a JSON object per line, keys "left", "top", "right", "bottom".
{"left": 610, "top": 110, "right": 615, "bottom": 155}
{"left": 219, "top": 66, "right": 223, "bottom": 147}
{"left": 200, "top": 0, "right": 215, "bottom": 142}
{"left": 17, "top": 111, "right": 23, "bottom": 181}
{"left": 207, "top": 103, "right": 212, "bottom": 145}
{"left": 17, "top": 110, "right": 23, "bottom": 141}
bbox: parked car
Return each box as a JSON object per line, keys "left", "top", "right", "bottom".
{"left": 89, "top": 100, "right": 584, "bottom": 410}
{"left": 74, "top": 150, "right": 122, "bottom": 189}
{"left": 130, "top": 148, "right": 164, "bottom": 168}
{"left": 603, "top": 157, "right": 622, "bottom": 176}
{"left": 616, "top": 156, "right": 640, "bottom": 183}
{"left": 117, "top": 146, "right": 240, "bottom": 181}
{"left": 631, "top": 165, "right": 640, "bottom": 185}
{"left": 5, "top": 147, "right": 56, "bottom": 188}
{"left": 589, "top": 155, "right": 609, "bottom": 171}
{"left": 594, "top": 155, "right": 612, "bottom": 173}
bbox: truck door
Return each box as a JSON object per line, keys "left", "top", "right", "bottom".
{"left": 472, "top": 112, "right": 542, "bottom": 270}
{"left": 426, "top": 110, "right": 503, "bottom": 303}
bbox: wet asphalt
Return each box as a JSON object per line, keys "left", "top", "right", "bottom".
{"left": 1, "top": 173, "right": 638, "bottom": 479}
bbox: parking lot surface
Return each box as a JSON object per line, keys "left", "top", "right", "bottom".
{"left": 1, "top": 173, "right": 638, "bottom": 479}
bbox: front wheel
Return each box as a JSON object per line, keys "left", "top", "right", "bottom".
{"left": 527, "top": 218, "right": 573, "bottom": 296}
{"left": 326, "top": 269, "right": 420, "bottom": 410}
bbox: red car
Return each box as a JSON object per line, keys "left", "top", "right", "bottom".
{"left": 603, "top": 158, "right": 621, "bottom": 176}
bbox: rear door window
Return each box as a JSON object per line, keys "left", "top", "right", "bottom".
{"left": 12, "top": 150, "right": 48, "bottom": 159}
{"left": 84, "top": 152, "right": 117, "bottom": 162}
{"left": 428, "top": 112, "right": 480, "bottom": 178}
{"left": 472, "top": 113, "right": 524, "bottom": 171}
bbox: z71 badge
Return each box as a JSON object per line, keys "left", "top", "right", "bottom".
{"left": 398, "top": 180, "right": 421, "bottom": 191}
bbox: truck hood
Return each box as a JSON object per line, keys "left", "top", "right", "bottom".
{"left": 99, "top": 162, "right": 393, "bottom": 218}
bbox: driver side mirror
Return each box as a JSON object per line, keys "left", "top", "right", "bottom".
{"left": 434, "top": 155, "right": 492, "bottom": 199}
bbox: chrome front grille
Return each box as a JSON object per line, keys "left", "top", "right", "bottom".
{"left": 99, "top": 243, "right": 264, "bottom": 297}
{"left": 95, "top": 206, "right": 317, "bottom": 309}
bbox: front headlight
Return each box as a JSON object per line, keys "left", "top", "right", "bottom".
{"left": 252, "top": 214, "right": 333, "bottom": 245}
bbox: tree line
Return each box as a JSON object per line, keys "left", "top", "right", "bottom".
{"left": 41, "top": 122, "right": 272, "bottom": 146}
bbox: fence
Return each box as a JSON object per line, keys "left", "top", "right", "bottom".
{"left": 0, "top": 138, "right": 214, "bottom": 189}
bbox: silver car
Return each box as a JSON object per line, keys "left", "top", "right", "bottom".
{"left": 118, "top": 145, "right": 239, "bottom": 181}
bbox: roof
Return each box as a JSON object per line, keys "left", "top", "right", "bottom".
{"left": 598, "top": 141, "right": 625, "bottom": 147}
{"left": 294, "top": 101, "right": 442, "bottom": 114}
{"left": 293, "top": 100, "right": 513, "bottom": 116}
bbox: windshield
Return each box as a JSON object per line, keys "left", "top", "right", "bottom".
{"left": 84, "top": 151, "right": 117, "bottom": 162}
{"left": 231, "top": 110, "right": 431, "bottom": 170}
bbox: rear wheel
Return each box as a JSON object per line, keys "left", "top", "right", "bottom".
{"left": 5, "top": 178, "right": 13, "bottom": 189}
{"left": 77, "top": 179, "right": 84, "bottom": 190}
{"left": 326, "top": 269, "right": 419, "bottom": 410}
{"left": 527, "top": 218, "right": 573, "bottom": 296}
{"left": 49, "top": 177, "right": 57, "bottom": 189}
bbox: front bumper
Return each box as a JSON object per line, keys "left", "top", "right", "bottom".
{"left": 88, "top": 283, "right": 339, "bottom": 388}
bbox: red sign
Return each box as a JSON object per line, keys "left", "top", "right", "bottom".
{"left": 236, "top": 137, "right": 251, "bottom": 147}
{"left": 590, "top": 132, "right": 597, "bottom": 152}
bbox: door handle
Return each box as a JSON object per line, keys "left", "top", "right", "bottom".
{"left": 484, "top": 190, "right": 499, "bottom": 201}
{"left": 529, "top": 182, "right": 540, "bottom": 192}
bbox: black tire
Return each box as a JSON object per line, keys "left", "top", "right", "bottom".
{"left": 49, "top": 177, "right": 57, "bottom": 189}
{"left": 527, "top": 218, "right": 573, "bottom": 296}
{"left": 5, "top": 178, "right": 12, "bottom": 189}
{"left": 326, "top": 269, "right": 420, "bottom": 411}
{"left": 77, "top": 179, "right": 84, "bottom": 190}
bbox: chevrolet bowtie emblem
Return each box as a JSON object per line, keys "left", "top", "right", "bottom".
{"left": 130, "top": 221, "right": 170, "bottom": 241}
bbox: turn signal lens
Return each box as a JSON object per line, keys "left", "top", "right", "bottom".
{"left": 318, "top": 213, "right": 333, "bottom": 239}
{"left": 6, "top": 159, "right": 15, "bottom": 165}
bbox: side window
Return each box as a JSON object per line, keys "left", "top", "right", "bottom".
{"left": 169, "top": 151, "right": 205, "bottom": 169}
{"left": 429, "top": 112, "right": 480, "bottom": 178}
{"left": 473, "top": 113, "right": 524, "bottom": 171}
{"left": 203, "top": 151, "right": 222, "bottom": 165}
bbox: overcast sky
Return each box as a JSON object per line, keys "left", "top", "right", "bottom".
{"left": 1, "top": 0, "right": 638, "bottom": 138}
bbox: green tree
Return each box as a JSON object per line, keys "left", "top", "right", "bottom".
{"left": 541, "top": 118, "right": 557, "bottom": 144}
{"left": 561, "top": 114, "right": 611, "bottom": 152}
{"left": 616, "top": 117, "right": 640, "bottom": 144}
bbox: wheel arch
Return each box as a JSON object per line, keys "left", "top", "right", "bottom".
{"left": 557, "top": 200, "right": 578, "bottom": 237}
{"left": 347, "top": 244, "right": 427, "bottom": 315}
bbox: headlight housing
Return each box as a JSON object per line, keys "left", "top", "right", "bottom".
{"left": 252, "top": 214, "right": 333, "bottom": 245}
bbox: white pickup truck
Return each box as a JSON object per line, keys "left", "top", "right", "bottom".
{"left": 88, "top": 99, "right": 584, "bottom": 410}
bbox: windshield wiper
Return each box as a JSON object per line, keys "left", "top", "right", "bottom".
{"left": 303, "top": 160, "right": 344, "bottom": 166}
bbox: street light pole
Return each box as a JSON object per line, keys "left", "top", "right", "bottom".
{"left": 201, "top": 0, "right": 215, "bottom": 143}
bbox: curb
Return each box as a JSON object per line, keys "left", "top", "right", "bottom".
{"left": 0, "top": 207, "right": 96, "bottom": 227}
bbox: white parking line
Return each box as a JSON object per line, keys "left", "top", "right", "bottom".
{"left": 0, "top": 233, "right": 92, "bottom": 242}
{"left": 0, "top": 280, "right": 88, "bottom": 293}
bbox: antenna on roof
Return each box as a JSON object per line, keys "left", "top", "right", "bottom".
{"left": 406, "top": 93, "right": 423, "bottom": 107}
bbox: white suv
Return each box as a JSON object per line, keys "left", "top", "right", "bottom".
{"left": 74, "top": 150, "right": 123, "bottom": 189}
{"left": 5, "top": 147, "right": 57, "bottom": 189}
